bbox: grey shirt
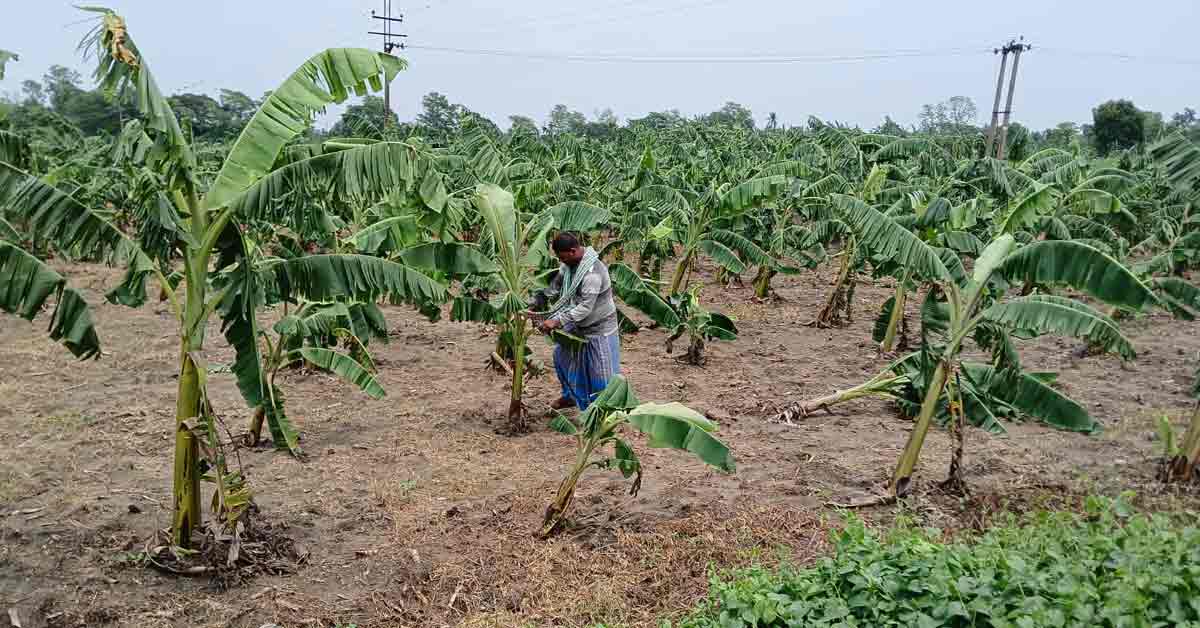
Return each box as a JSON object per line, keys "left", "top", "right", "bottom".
{"left": 540, "top": 261, "right": 619, "bottom": 337}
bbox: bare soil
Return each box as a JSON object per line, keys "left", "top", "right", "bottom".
{"left": 2, "top": 261, "right": 1199, "bottom": 628}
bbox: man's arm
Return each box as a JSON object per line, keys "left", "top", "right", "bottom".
{"left": 531, "top": 269, "right": 563, "bottom": 311}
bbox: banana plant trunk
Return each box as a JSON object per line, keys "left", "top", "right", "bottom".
{"left": 669, "top": 250, "right": 695, "bottom": 296}
{"left": 171, "top": 189, "right": 213, "bottom": 548}
{"left": 172, "top": 350, "right": 204, "bottom": 547}
{"left": 816, "top": 240, "right": 854, "bottom": 327}
{"left": 752, "top": 265, "right": 776, "bottom": 299}
{"left": 246, "top": 406, "right": 266, "bottom": 447}
{"left": 507, "top": 316, "right": 529, "bottom": 433}
{"left": 1167, "top": 403, "right": 1200, "bottom": 482}
{"left": 880, "top": 278, "right": 909, "bottom": 352}
{"left": 788, "top": 374, "right": 907, "bottom": 416}
{"left": 541, "top": 440, "right": 597, "bottom": 536}
{"left": 890, "top": 360, "right": 950, "bottom": 497}
{"left": 940, "top": 377, "right": 968, "bottom": 495}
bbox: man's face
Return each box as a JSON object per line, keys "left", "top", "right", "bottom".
{"left": 555, "top": 245, "right": 584, "bottom": 267}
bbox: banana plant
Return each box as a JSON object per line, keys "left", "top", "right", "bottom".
{"left": 243, "top": 297, "right": 388, "bottom": 449}
{"left": 541, "top": 375, "right": 735, "bottom": 536}
{"left": 431, "top": 185, "right": 609, "bottom": 432}
{"left": 800, "top": 177, "right": 876, "bottom": 327}
{"left": 0, "top": 8, "right": 449, "bottom": 548}
{"left": 1141, "top": 132, "right": 1200, "bottom": 275}
{"left": 664, "top": 286, "right": 738, "bottom": 365}
{"left": 871, "top": 192, "right": 984, "bottom": 353}
{"left": 794, "top": 194, "right": 1155, "bottom": 496}
{"left": 635, "top": 174, "right": 787, "bottom": 295}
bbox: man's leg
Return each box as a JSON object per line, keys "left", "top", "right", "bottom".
{"left": 551, "top": 343, "right": 575, "bottom": 409}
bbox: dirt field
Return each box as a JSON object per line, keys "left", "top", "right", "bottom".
{"left": 3, "top": 261, "right": 1199, "bottom": 628}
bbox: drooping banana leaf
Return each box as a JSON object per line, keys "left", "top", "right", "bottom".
{"left": 608, "top": 262, "right": 679, "bottom": 328}
{"left": 625, "top": 402, "right": 735, "bottom": 472}
{"left": 994, "top": 240, "right": 1156, "bottom": 311}
{"left": 0, "top": 49, "right": 16, "bottom": 80}
{"left": 547, "top": 201, "right": 611, "bottom": 233}
{"left": 294, "top": 347, "right": 385, "bottom": 399}
{"left": 0, "top": 242, "right": 101, "bottom": 359}
{"left": 1153, "top": 277, "right": 1200, "bottom": 320}
{"left": 982, "top": 294, "right": 1135, "bottom": 360}
{"left": 830, "top": 194, "right": 951, "bottom": 284}
{"left": 207, "top": 49, "right": 405, "bottom": 209}
{"left": 698, "top": 238, "right": 746, "bottom": 274}
{"left": 963, "top": 362, "right": 1099, "bottom": 434}
{"left": 271, "top": 254, "right": 447, "bottom": 312}
{"left": 398, "top": 242, "right": 499, "bottom": 278}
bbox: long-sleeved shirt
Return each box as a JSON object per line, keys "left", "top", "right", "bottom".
{"left": 535, "top": 260, "right": 619, "bottom": 337}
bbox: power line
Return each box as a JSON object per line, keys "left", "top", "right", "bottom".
{"left": 1039, "top": 47, "right": 1200, "bottom": 66}
{"left": 477, "top": 0, "right": 649, "bottom": 34}
{"left": 465, "top": 0, "right": 736, "bottom": 37}
{"left": 403, "top": 44, "right": 992, "bottom": 65}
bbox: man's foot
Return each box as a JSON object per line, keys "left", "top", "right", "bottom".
{"left": 550, "top": 397, "right": 575, "bottom": 410}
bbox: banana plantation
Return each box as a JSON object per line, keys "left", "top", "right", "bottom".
{"left": 3, "top": 7, "right": 1200, "bottom": 628}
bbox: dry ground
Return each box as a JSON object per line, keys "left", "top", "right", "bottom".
{"left": 2, "top": 261, "right": 1199, "bottom": 628}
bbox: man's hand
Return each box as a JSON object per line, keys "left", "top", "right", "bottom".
{"left": 539, "top": 318, "right": 562, "bottom": 333}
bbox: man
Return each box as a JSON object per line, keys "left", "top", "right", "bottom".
{"left": 531, "top": 232, "right": 621, "bottom": 411}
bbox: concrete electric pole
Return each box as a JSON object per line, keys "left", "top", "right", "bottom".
{"left": 369, "top": 0, "right": 406, "bottom": 126}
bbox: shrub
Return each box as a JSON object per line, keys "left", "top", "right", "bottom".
{"left": 676, "top": 496, "right": 1200, "bottom": 628}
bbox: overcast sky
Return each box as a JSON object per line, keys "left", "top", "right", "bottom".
{"left": 3, "top": 0, "right": 1198, "bottom": 131}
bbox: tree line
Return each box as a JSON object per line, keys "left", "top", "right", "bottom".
{"left": 4, "top": 62, "right": 1200, "bottom": 162}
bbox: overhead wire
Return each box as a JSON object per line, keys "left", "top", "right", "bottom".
{"left": 1038, "top": 47, "right": 1200, "bottom": 67}
{"left": 454, "top": 0, "right": 736, "bottom": 37}
{"left": 475, "top": 0, "right": 649, "bottom": 34}
{"left": 402, "top": 45, "right": 993, "bottom": 65}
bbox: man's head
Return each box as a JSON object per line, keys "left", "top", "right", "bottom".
{"left": 551, "top": 232, "right": 585, "bottom": 267}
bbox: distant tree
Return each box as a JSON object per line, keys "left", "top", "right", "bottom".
{"left": 1042, "top": 121, "right": 1080, "bottom": 150}
{"left": 574, "top": 107, "right": 619, "bottom": 139}
{"left": 918, "top": 96, "right": 978, "bottom": 135}
{"left": 873, "top": 115, "right": 908, "bottom": 136}
{"left": 43, "top": 65, "right": 83, "bottom": 112}
{"left": 595, "top": 107, "right": 618, "bottom": 126}
{"left": 1171, "top": 107, "right": 1197, "bottom": 128}
{"left": 33, "top": 64, "right": 126, "bottom": 135}
{"left": 416, "top": 91, "right": 463, "bottom": 140}
{"left": 168, "top": 93, "right": 234, "bottom": 140}
{"left": 460, "top": 109, "right": 501, "bottom": 138}
{"left": 218, "top": 89, "right": 257, "bottom": 123}
{"left": 1092, "top": 99, "right": 1145, "bottom": 155}
{"left": 20, "top": 80, "right": 45, "bottom": 106}
{"left": 945, "top": 96, "right": 977, "bottom": 128}
{"left": 58, "top": 89, "right": 121, "bottom": 135}
{"left": 629, "top": 109, "right": 684, "bottom": 131}
{"left": 702, "top": 101, "right": 754, "bottom": 129}
{"left": 546, "top": 104, "right": 587, "bottom": 135}
{"left": 1169, "top": 107, "right": 1200, "bottom": 143}
{"left": 508, "top": 114, "right": 539, "bottom": 134}
{"left": 329, "top": 94, "right": 399, "bottom": 138}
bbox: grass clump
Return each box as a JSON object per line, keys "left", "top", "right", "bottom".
{"left": 674, "top": 495, "right": 1200, "bottom": 628}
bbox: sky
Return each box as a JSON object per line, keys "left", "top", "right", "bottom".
{"left": 3, "top": 0, "right": 1199, "bottom": 131}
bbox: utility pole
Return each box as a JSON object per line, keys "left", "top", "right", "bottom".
{"left": 992, "top": 37, "right": 1032, "bottom": 160}
{"left": 369, "top": 0, "right": 406, "bottom": 127}
{"left": 984, "top": 45, "right": 1011, "bottom": 158}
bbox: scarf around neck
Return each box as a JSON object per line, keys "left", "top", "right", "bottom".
{"left": 546, "top": 246, "right": 600, "bottom": 317}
